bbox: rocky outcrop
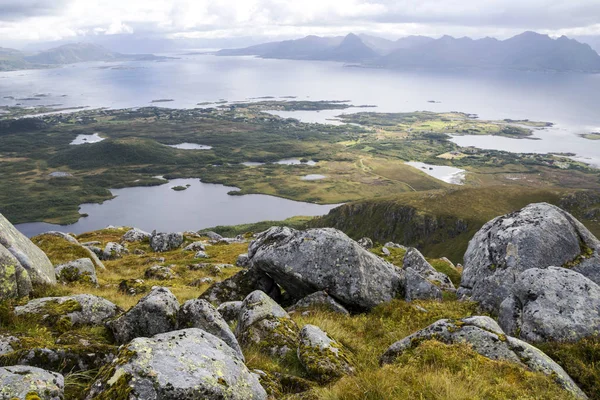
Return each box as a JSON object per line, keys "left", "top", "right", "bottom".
{"left": 0, "top": 244, "right": 32, "bottom": 300}
{"left": 381, "top": 316, "right": 587, "bottom": 399}
{"left": 121, "top": 228, "right": 151, "bottom": 242}
{"left": 403, "top": 248, "right": 455, "bottom": 291}
{"left": 499, "top": 267, "right": 600, "bottom": 342}
{"left": 0, "top": 213, "right": 55, "bottom": 285}
{"left": 143, "top": 265, "right": 176, "bottom": 280}
{"left": 150, "top": 232, "right": 184, "bottom": 252}
{"left": 248, "top": 227, "right": 404, "bottom": 310}
{"left": 102, "top": 242, "right": 127, "bottom": 260}
{"left": 200, "top": 268, "right": 280, "bottom": 304}
{"left": 297, "top": 325, "right": 354, "bottom": 382}
{"left": 86, "top": 329, "right": 267, "bottom": 400}
{"left": 458, "top": 203, "right": 600, "bottom": 313}
{"left": 183, "top": 241, "right": 206, "bottom": 252}
{"left": 107, "top": 287, "right": 179, "bottom": 344}
{"left": 288, "top": 291, "right": 350, "bottom": 315}
{"left": 15, "top": 295, "right": 120, "bottom": 330}
{"left": 236, "top": 290, "right": 299, "bottom": 357}
{"left": 55, "top": 258, "right": 97, "bottom": 285}
{"left": 217, "top": 301, "right": 243, "bottom": 323}
{"left": 178, "top": 299, "right": 243, "bottom": 359}
{"left": 0, "top": 365, "right": 64, "bottom": 400}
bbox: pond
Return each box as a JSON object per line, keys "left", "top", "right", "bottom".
{"left": 15, "top": 178, "right": 340, "bottom": 237}
{"left": 167, "top": 143, "right": 213, "bottom": 150}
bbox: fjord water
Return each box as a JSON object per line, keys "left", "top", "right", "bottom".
{"left": 15, "top": 179, "right": 341, "bottom": 237}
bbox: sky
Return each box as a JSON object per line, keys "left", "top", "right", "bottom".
{"left": 1, "top": 0, "right": 599, "bottom": 51}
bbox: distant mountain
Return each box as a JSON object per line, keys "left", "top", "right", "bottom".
{"left": 217, "top": 31, "right": 600, "bottom": 73}
{"left": 0, "top": 43, "right": 170, "bottom": 71}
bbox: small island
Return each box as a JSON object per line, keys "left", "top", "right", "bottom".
{"left": 171, "top": 185, "right": 190, "bottom": 191}
{"left": 581, "top": 132, "right": 600, "bottom": 140}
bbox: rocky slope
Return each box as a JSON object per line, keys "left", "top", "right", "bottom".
{"left": 0, "top": 203, "right": 598, "bottom": 399}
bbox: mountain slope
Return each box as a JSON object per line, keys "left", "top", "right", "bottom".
{"left": 313, "top": 33, "right": 379, "bottom": 62}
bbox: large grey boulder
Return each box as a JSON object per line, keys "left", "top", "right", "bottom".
{"left": 380, "top": 316, "right": 587, "bottom": 399}
{"left": 101, "top": 242, "right": 127, "bottom": 260}
{"left": 150, "top": 232, "right": 184, "bottom": 252}
{"left": 200, "top": 268, "right": 280, "bottom": 304}
{"left": 217, "top": 301, "right": 243, "bottom": 323}
{"left": 458, "top": 203, "right": 600, "bottom": 313}
{"left": 288, "top": 291, "right": 350, "bottom": 315}
{"left": 248, "top": 227, "right": 404, "bottom": 310}
{"left": 0, "top": 365, "right": 64, "bottom": 400}
{"left": 86, "top": 329, "right": 267, "bottom": 400}
{"left": 183, "top": 241, "right": 206, "bottom": 252}
{"left": 178, "top": 299, "right": 244, "bottom": 360}
{"left": 0, "top": 244, "right": 32, "bottom": 300}
{"left": 14, "top": 295, "right": 120, "bottom": 329}
{"left": 499, "top": 267, "right": 600, "bottom": 342}
{"left": 55, "top": 258, "right": 97, "bottom": 285}
{"left": 144, "top": 265, "right": 176, "bottom": 280}
{"left": 236, "top": 290, "right": 299, "bottom": 357}
{"left": 403, "top": 248, "right": 455, "bottom": 291}
{"left": 0, "top": 213, "right": 55, "bottom": 285}
{"left": 122, "top": 228, "right": 151, "bottom": 243}
{"left": 403, "top": 267, "right": 442, "bottom": 302}
{"left": 107, "top": 286, "right": 179, "bottom": 344}
{"left": 1, "top": 346, "right": 117, "bottom": 374}
{"left": 298, "top": 325, "right": 354, "bottom": 382}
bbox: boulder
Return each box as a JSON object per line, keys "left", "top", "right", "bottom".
{"left": 55, "top": 258, "right": 97, "bottom": 285}
{"left": 236, "top": 290, "right": 299, "bottom": 357}
{"left": 101, "top": 242, "right": 127, "bottom": 260}
{"left": 380, "top": 316, "right": 587, "bottom": 399}
{"left": 178, "top": 299, "right": 243, "bottom": 359}
{"left": 0, "top": 335, "right": 18, "bottom": 356}
{"left": 183, "top": 241, "right": 206, "bottom": 252}
{"left": 248, "top": 227, "right": 404, "bottom": 310}
{"left": 143, "top": 265, "right": 176, "bottom": 280}
{"left": 121, "top": 228, "right": 151, "bottom": 243}
{"left": 194, "top": 250, "right": 210, "bottom": 259}
{"left": 385, "top": 242, "right": 407, "bottom": 250}
{"left": 0, "top": 244, "right": 32, "bottom": 300}
{"left": 200, "top": 268, "right": 280, "bottom": 304}
{"left": 0, "top": 213, "right": 55, "bottom": 285}
{"left": 42, "top": 231, "right": 79, "bottom": 244}
{"left": 14, "top": 295, "right": 120, "bottom": 330}
{"left": 0, "top": 365, "right": 64, "bottom": 400}
{"left": 217, "top": 301, "right": 243, "bottom": 323}
{"left": 403, "top": 268, "right": 442, "bottom": 302}
{"left": 82, "top": 246, "right": 105, "bottom": 270}
{"left": 499, "top": 267, "right": 600, "bottom": 342}
{"left": 297, "top": 325, "right": 354, "bottom": 382}
{"left": 199, "top": 231, "right": 224, "bottom": 241}
{"left": 288, "top": 291, "right": 350, "bottom": 315}
{"left": 458, "top": 203, "right": 600, "bottom": 313}
{"left": 106, "top": 287, "right": 179, "bottom": 344}
{"left": 150, "top": 232, "right": 184, "bottom": 252}
{"left": 403, "top": 248, "right": 455, "bottom": 291}
{"left": 118, "top": 279, "right": 148, "bottom": 296}
{"left": 236, "top": 253, "right": 250, "bottom": 267}
{"left": 382, "top": 247, "right": 391, "bottom": 256}
{"left": 85, "top": 329, "right": 267, "bottom": 400}
{"left": 357, "top": 237, "right": 373, "bottom": 249}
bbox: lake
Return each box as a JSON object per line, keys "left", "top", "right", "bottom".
{"left": 15, "top": 179, "right": 341, "bottom": 237}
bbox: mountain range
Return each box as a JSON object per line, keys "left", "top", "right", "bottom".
{"left": 0, "top": 43, "right": 168, "bottom": 71}
{"left": 217, "top": 32, "right": 600, "bottom": 73}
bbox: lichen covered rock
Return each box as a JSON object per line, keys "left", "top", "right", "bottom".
{"left": 121, "top": 228, "right": 151, "bottom": 243}
{"left": 0, "top": 365, "right": 64, "bottom": 400}
{"left": 297, "top": 324, "right": 354, "bottom": 382}
{"left": 101, "top": 242, "right": 127, "bottom": 261}
{"left": 200, "top": 268, "right": 280, "bottom": 304}
{"left": 403, "top": 247, "right": 455, "bottom": 291}
{"left": 55, "top": 258, "right": 97, "bottom": 285}
{"left": 183, "top": 241, "right": 206, "bottom": 252}
{"left": 0, "top": 244, "right": 32, "bottom": 300}
{"left": 217, "top": 301, "right": 243, "bottom": 323}
{"left": 403, "top": 267, "right": 443, "bottom": 302}
{"left": 85, "top": 329, "right": 267, "bottom": 400}
{"left": 236, "top": 290, "right": 299, "bottom": 358}
{"left": 150, "top": 232, "right": 184, "bottom": 252}
{"left": 143, "top": 265, "right": 176, "bottom": 280}
{"left": 106, "top": 286, "right": 179, "bottom": 344}
{"left": 288, "top": 291, "right": 350, "bottom": 315}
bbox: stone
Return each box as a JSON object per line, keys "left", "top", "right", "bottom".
{"left": 199, "top": 231, "right": 224, "bottom": 241}
{"left": 236, "top": 253, "right": 250, "bottom": 267}
{"left": 0, "top": 335, "right": 18, "bottom": 356}
{"left": 178, "top": 299, "right": 244, "bottom": 359}
{"left": 200, "top": 268, "right": 280, "bottom": 304}
{"left": 380, "top": 316, "right": 587, "bottom": 399}
{"left": 403, "top": 248, "right": 455, "bottom": 291}
{"left": 85, "top": 329, "right": 267, "bottom": 400}
{"left": 249, "top": 227, "right": 404, "bottom": 310}
{"left": 298, "top": 324, "right": 354, "bottom": 382}
{"left": 183, "top": 241, "right": 206, "bottom": 252}
{"left": 217, "top": 301, "right": 243, "bottom": 323}
{"left": 188, "top": 277, "right": 214, "bottom": 287}
{"left": 118, "top": 279, "right": 148, "bottom": 296}
{"left": 357, "top": 237, "right": 373, "bottom": 249}
{"left": 0, "top": 346, "right": 117, "bottom": 374}
{"left": 82, "top": 245, "right": 105, "bottom": 270}
{"left": 106, "top": 287, "right": 179, "bottom": 344}
{"left": 0, "top": 213, "right": 55, "bottom": 285}
{"left": 0, "top": 365, "right": 64, "bottom": 400}
{"left": 385, "top": 242, "right": 407, "bottom": 250}
{"left": 194, "top": 250, "right": 210, "bottom": 259}
{"left": 150, "top": 232, "right": 184, "bottom": 252}
{"left": 288, "top": 291, "right": 350, "bottom": 315}
{"left": 143, "top": 265, "right": 176, "bottom": 280}
{"left": 458, "top": 203, "right": 600, "bottom": 313}
{"left": 499, "top": 267, "right": 600, "bottom": 342}
{"left": 55, "top": 258, "right": 97, "bottom": 285}
{"left": 102, "top": 242, "right": 127, "bottom": 260}
{"left": 121, "top": 228, "right": 151, "bottom": 243}
{"left": 236, "top": 290, "right": 299, "bottom": 357}
{"left": 14, "top": 295, "right": 120, "bottom": 330}
{"left": 403, "top": 267, "right": 443, "bottom": 302}
{"left": 382, "top": 247, "right": 391, "bottom": 256}
{"left": 42, "top": 231, "right": 79, "bottom": 244}
{"left": 0, "top": 244, "right": 32, "bottom": 300}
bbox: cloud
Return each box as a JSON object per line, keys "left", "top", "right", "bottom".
{"left": 0, "top": 0, "right": 70, "bottom": 21}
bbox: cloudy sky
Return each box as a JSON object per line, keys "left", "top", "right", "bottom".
{"left": 1, "top": 0, "right": 599, "bottom": 49}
